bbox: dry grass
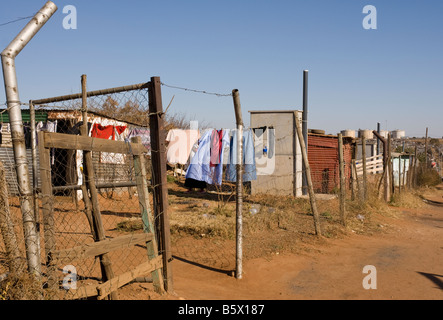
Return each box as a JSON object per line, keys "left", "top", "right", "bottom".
{"left": 0, "top": 271, "right": 50, "bottom": 300}
{"left": 116, "top": 177, "right": 430, "bottom": 265}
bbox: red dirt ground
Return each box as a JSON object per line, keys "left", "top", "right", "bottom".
{"left": 164, "top": 187, "right": 443, "bottom": 300}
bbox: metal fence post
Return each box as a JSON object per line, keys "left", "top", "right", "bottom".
{"left": 302, "top": 70, "right": 309, "bottom": 195}
{"left": 1, "top": 0, "right": 57, "bottom": 278}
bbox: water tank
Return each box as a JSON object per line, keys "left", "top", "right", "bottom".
{"left": 358, "top": 129, "right": 374, "bottom": 140}
{"left": 391, "top": 130, "right": 406, "bottom": 139}
{"left": 341, "top": 130, "right": 356, "bottom": 138}
{"left": 379, "top": 130, "right": 388, "bottom": 138}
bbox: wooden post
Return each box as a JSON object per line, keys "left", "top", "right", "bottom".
{"left": 131, "top": 136, "right": 165, "bottom": 293}
{"left": 37, "top": 131, "right": 56, "bottom": 293}
{"left": 338, "top": 134, "right": 346, "bottom": 226}
{"left": 80, "top": 75, "right": 118, "bottom": 300}
{"left": 387, "top": 133, "right": 393, "bottom": 197}
{"left": 402, "top": 156, "right": 407, "bottom": 189}
{"left": 373, "top": 130, "right": 389, "bottom": 202}
{"left": 0, "top": 161, "right": 23, "bottom": 275}
{"left": 29, "top": 101, "right": 41, "bottom": 260}
{"left": 232, "top": 89, "right": 244, "bottom": 279}
{"left": 383, "top": 138, "right": 390, "bottom": 202}
{"left": 425, "top": 127, "right": 428, "bottom": 168}
{"left": 362, "top": 137, "right": 367, "bottom": 202}
{"left": 398, "top": 156, "right": 402, "bottom": 194}
{"left": 352, "top": 160, "right": 359, "bottom": 199}
{"left": 148, "top": 76, "right": 173, "bottom": 292}
{"left": 350, "top": 142, "right": 358, "bottom": 201}
{"left": 80, "top": 180, "right": 96, "bottom": 240}
{"left": 294, "top": 114, "right": 321, "bottom": 236}
{"left": 413, "top": 144, "right": 418, "bottom": 188}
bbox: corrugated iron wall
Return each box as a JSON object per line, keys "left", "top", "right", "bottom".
{"left": 308, "top": 134, "right": 353, "bottom": 194}
{"left": 0, "top": 147, "right": 40, "bottom": 195}
{"left": 1, "top": 146, "right": 136, "bottom": 196}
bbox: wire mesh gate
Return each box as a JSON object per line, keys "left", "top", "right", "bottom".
{"left": 37, "top": 130, "right": 163, "bottom": 299}
{"left": 29, "top": 77, "right": 173, "bottom": 299}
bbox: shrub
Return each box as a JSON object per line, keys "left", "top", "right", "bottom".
{"left": 417, "top": 167, "right": 441, "bottom": 187}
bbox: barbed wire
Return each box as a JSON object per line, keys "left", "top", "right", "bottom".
{"left": 0, "top": 14, "right": 35, "bottom": 27}
{"left": 160, "top": 82, "right": 232, "bottom": 97}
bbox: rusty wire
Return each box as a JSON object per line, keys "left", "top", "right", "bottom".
{"left": 160, "top": 82, "right": 233, "bottom": 97}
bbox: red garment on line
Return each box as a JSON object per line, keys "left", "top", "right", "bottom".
{"left": 91, "top": 124, "right": 127, "bottom": 140}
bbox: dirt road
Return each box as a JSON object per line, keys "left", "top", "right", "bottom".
{"left": 171, "top": 188, "right": 443, "bottom": 300}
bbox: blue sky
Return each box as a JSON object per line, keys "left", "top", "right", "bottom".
{"left": 1, "top": 0, "right": 442, "bottom": 137}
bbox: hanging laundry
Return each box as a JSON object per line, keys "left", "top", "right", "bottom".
{"left": 35, "top": 120, "right": 58, "bottom": 145}
{"left": 211, "top": 129, "right": 230, "bottom": 186}
{"left": 115, "top": 125, "right": 127, "bottom": 137}
{"left": 225, "top": 129, "right": 257, "bottom": 182}
{"left": 104, "top": 125, "right": 127, "bottom": 164}
{"left": 185, "top": 129, "right": 213, "bottom": 185}
{"left": 35, "top": 120, "right": 58, "bottom": 164}
{"left": 166, "top": 129, "right": 200, "bottom": 166}
{"left": 210, "top": 130, "right": 223, "bottom": 167}
{"left": 91, "top": 123, "right": 113, "bottom": 139}
{"left": 67, "top": 121, "right": 91, "bottom": 136}
{"left": 127, "top": 128, "right": 151, "bottom": 154}
{"left": 24, "top": 124, "right": 32, "bottom": 149}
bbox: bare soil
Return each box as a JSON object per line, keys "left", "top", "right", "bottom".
{"left": 125, "top": 184, "right": 443, "bottom": 300}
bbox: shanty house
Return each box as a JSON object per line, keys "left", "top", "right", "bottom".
{"left": 0, "top": 108, "right": 150, "bottom": 196}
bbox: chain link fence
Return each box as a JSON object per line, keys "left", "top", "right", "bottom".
{"left": 3, "top": 78, "right": 365, "bottom": 298}
{"left": 1, "top": 80, "right": 240, "bottom": 299}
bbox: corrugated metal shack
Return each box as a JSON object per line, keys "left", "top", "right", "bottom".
{"left": 308, "top": 132, "right": 355, "bottom": 194}
{"left": 0, "top": 109, "right": 148, "bottom": 195}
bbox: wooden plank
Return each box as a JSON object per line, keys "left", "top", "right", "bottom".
{"left": 51, "top": 233, "right": 153, "bottom": 265}
{"left": 42, "top": 131, "right": 148, "bottom": 155}
{"left": 52, "top": 181, "right": 140, "bottom": 192}
{"left": 64, "top": 284, "right": 100, "bottom": 300}
{"left": 97, "top": 255, "right": 163, "bottom": 300}
{"left": 356, "top": 159, "right": 383, "bottom": 168}
{"left": 132, "top": 136, "right": 164, "bottom": 293}
{"left": 81, "top": 74, "right": 117, "bottom": 300}
{"left": 37, "top": 131, "right": 57, "bottom": 292}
